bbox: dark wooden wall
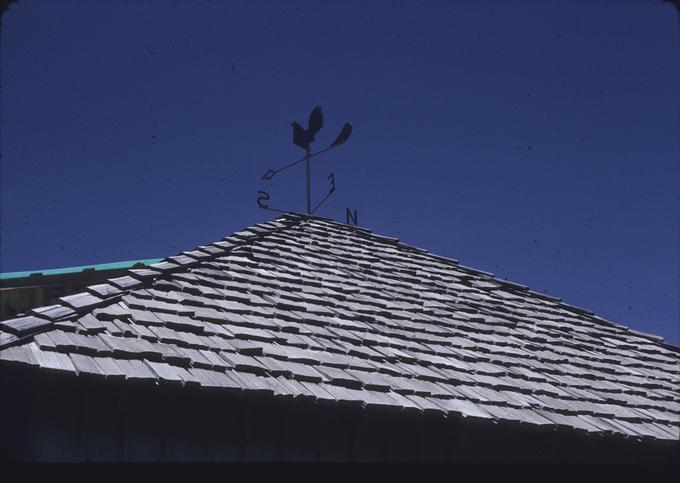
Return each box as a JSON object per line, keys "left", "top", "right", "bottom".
{"left": 0, "top": 366, "right": 676, "bottom": 462}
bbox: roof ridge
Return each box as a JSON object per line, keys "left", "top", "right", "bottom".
{"left": 0, "top": 214, "right": 307, "bottom": 349}
{"left": 1, "top": 212, "right": 676, "bottom": 353}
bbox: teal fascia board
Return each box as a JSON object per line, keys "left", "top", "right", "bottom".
{"left": 0, "top": 258, "right": 163, "bottom": 281}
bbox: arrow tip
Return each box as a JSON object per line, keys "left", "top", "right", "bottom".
{"left": 261, "top": 169, "right": 276, "bottom": 180}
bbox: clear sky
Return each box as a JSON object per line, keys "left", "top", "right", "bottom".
{"left": 1, "top": 0, "right": 678, "bottom": 344}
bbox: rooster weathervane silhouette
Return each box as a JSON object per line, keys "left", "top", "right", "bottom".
{"left": 258, "top": 106, "right": 353, "bottom": 215}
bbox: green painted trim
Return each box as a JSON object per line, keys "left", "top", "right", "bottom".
{"left": 0, "top": 258, "right": 164, "bottom": 280}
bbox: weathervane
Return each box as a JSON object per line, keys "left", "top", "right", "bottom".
{"left": 257, "top": 106, "right": 353, "bottom": 216}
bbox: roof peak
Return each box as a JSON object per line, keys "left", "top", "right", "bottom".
{"left": 1, "top": 213, "right": 677, "bottom": 354}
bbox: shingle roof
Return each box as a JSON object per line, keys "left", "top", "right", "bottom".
{"left": 1, "top": 213, "right": 678, "bottom": 443}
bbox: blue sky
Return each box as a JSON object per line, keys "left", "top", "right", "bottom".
{"left": 1, "top": 0, "right": 678, "bottom": 344}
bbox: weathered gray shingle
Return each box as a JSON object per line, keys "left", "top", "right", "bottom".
{"left": 1, "top": 213, "right": 678, "bottom": 443}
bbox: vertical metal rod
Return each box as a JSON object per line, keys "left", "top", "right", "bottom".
{"left": 305, "top": 154, "right": 311, "bottom": 214}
